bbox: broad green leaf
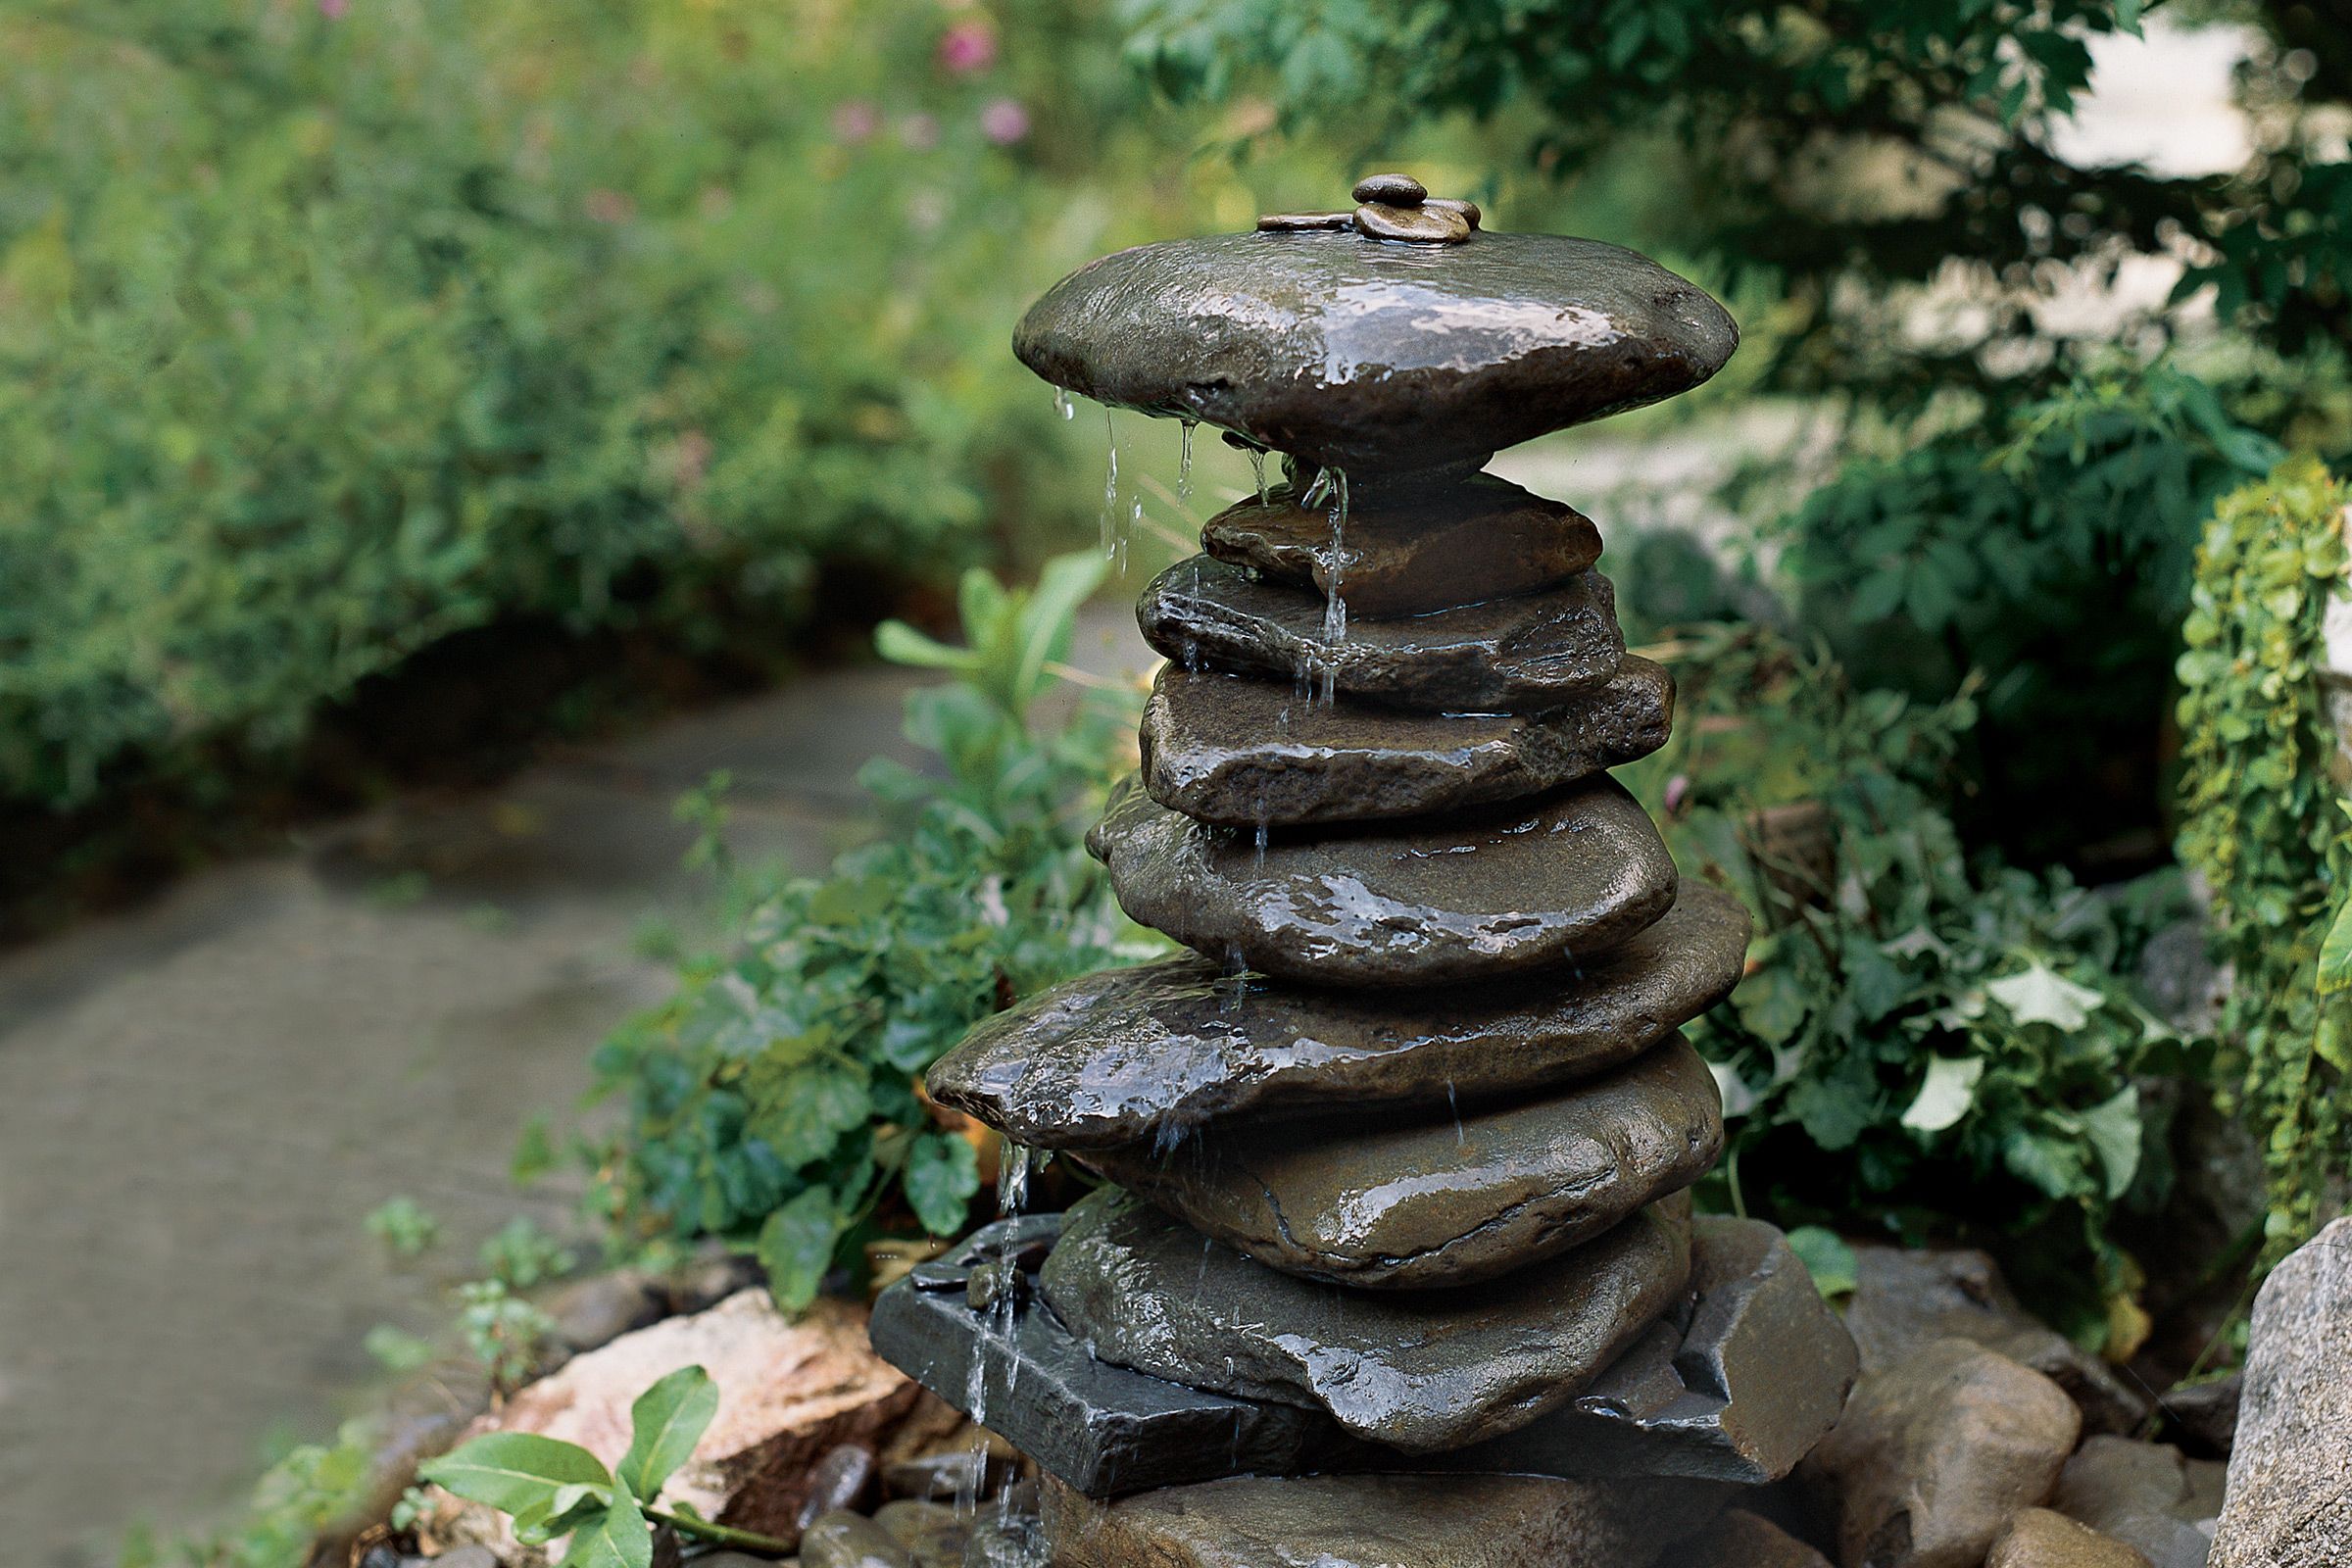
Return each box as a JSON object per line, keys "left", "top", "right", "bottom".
{"left": 905, "top": 1130, "right": 982, "bottom": 1236}
{"left": 419, "top": 1432, "right": 612, "bottom": 1516}
{"left": 618, "top": 1365, "right": 718, "bottom": 1501}
{"left": 1986, "top": 962, "right": 2104, "bottom": 1031}
{"left": 560, "top": 1487, "right": 654, "bottom": 1568}
{"left": 1784, "top": 1225, "right": 1858, "bottom": 1299}
{"left": 759, "top": 1185, "right": 843, "bottom": 1315}
{"left": 875, "top": 619, "right": 976, "bottom": 671}
{"left": 1900, "top": 1055, "right": 1984, "bottom": 1134}
{"left": 2317, "top": 896, "right": 2352, "bottom": 994}
{"left": 513, "top": 1483, "right": 610, "bottom": 1545}
{"left": 2082, "top": 1086, "right": 2143, "bottom": 1200}
{"left": 1011, "top": 551, "right": 1108, "bottom": 710}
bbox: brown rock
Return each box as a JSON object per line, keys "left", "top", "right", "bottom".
{"left": 1687, "top": 1509, "right": 1837, "bottom": 1567}
{"left": 1354, "top": 201, "right": 1471, "bottom": 243}
{"left": 1082, "top": 1035, "right": 1721, "bottom": 1288}
{"left": 1987, "top": 1509, "right": 2155, "bottom": 1568}
{"left": 1140, "top": 661, "right": 1669, "bottom": 828}
{"left": 422, "top": 1291, "right": 916, "bottom": 1556}
{"left": 1040, "top": 1471, "right": 1732, "bottom": 1568}
{"left": 794, "top": 1442, "right": 879, "bottom": 1533}
{"left": 1198, "top": 474, "right": 1601, "bottom": 618}
{"left": 1845, "top": 1245, "right": 2150, "bottom": 1436}
{"left": 1351, "top": 172, "right": 1428, "bottom": 205}
{"left": 1089, "top": 772, "right": 1676, "bottom": 987}
{"left": 2051, "top": 1436, "right": 2225, "bottom": 1568}
{"left": 800, "top": 1509, "right": 914, "bottom": 1568}
{"left": 1803, "top": 1337, "right": 2082, "bottom": 1568}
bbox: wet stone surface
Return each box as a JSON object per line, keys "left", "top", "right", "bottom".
{"left": 1039, "top": 1187, "right": 1693, "bottom": 1454}
{"left": 1042, "top": 1471, "right": 1736, "bottom": 1568}
{"left": 1082, "top": 1034, "right": 1722, "bottom": 1289}
{"left": 926, "top": 882, "right": 1749, "bottom": 1150}
{"left": 1013, "top": 228, "right": 1739, "bottom": 471}
{"left": 1141, "top": 659, "right": 1671, "bottom": 828}
{"left": 1089, "top": 772, "right": 1677, "bottom": 987}
{"left": 1199, "top": 474, "right": 1601, "bottom": 618}
{"left": 1139, "top": 556, "right": 1625, "bottom": 712}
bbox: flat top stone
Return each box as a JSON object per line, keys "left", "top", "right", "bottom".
{"left": 1141, "top": 659, "right": 1672, "bottom": 828}
{"left": 1084, "top": 1034, "right": 1721, "bottom": 1289}
{"left": 1039, "top": 1186, "right": 1693, "bottom": 1453}
{"left": 1140, "top": 556, "right": 1625, "bottom": 712}
{"left": 1089, "top": 772, "right": 1678, "bottom": 986}
{"left": 926, "top": 881, "right": 1750, "bottom": 1149}
{"left": 1014, "top": 229, "right": 1737, "bottom": 470}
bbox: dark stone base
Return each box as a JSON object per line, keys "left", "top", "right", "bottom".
{"left": 867, "top": 1211, "right": 1857, "bottom": 1499}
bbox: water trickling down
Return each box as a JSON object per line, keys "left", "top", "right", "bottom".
{"left": 1099, "top": 412, "right": 1120, "bottom": 560}
{"left": 1053, "top": 386, "right": 1074, "bottom": 420}
{"left": 1178, "top": 419, "right": 1198, "bottom": 505}
{"left": 1250, "top": 449, "right": 1269, "bottom": 506}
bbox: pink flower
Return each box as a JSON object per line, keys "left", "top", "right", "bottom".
{"left": 979, "top": 98, "right": 1030, "bottom": 146}
{"left": 830, "top": 100, "right": 880, "bottom": 144}
{"left": 1663, "top": 773, "right": 1690, "bottom": 816}
{"left": 938, "top": 20, "right": 997, "bottom": 74}
{"left": 318, "top": 0, "right": 348, "bottom": 16}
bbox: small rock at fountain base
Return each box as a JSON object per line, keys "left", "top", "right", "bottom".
{"left": 1089, "top": 772, "right": 1676, "bottom": 987}
{"left": 1986, "top": 1509, "right": 2157, "bottom": 1568}
{"left": 1039, "top": 1188, "right": 1692, "bottom": 1454}
{"left": 1138, "top": 556, "right": 1625, "bottom": 712}
{"left": 1198, "top": 475, "right": 1601, "bottom": 618}
{"left": 1039, "top": 1471, "right": 1737, "bottom": 1568}
{"left": 927, "top": 883, "right": 1750, "bottom": 1150}
{"left": 1141, "top": 659, "right": 1672, "bottom": 827}
{"left": 1082, "top": 1034, "right": 1722, "bottom": 1288}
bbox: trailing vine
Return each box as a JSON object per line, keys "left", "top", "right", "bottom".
{"left": 2176, "top": 457, "right": 2352, "bottom": 1253}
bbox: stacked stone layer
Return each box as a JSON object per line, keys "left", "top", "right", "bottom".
{"left": 871, "top": 207, "right": 1857, "bottom": 1554}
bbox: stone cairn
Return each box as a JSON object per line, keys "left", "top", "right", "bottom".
{"left": 873, "top": 176, "right": 1859, "bottom": 1564}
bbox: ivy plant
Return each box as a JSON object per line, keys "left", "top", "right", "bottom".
{"left": 583, "top": 552, "right": 1153, "bottom": 1311}
{"left": 420, "top": 1366, "right": 791, "bottom": 1566}
{"left": 2175, "top": 457, "right": 2352, "bottom": 1253}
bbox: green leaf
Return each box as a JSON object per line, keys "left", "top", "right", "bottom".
{"left": 758, "top": 1185, "right": 843, "bottom": 1315}
{"left": 1900, "top": 1054, "right": 1984, "bottom": 1134}
{"left": 419, "top": 1433, "right": 612, "bottom": 1517}
{"left": 905, "top": 1131, "right": 982, "bottom": 1236}
{"left": 618, "top": 1365, "right": 718, "bottom": 1501}
{"left": 1986, "top": 961, "right": 2105, "bottom": 1031}
{"left": 875, "top": 619, "right": 976, "bottom": 671}
{"left": 559, "top": 1487, "right": 654, "bottom": 1568}
{"left": 2317, "top": 895, "right": 2352, "bottom": 994}
{"left": 1784, "top": 1225, "right": 1858, "bottom": 1299}
{"left": 2082, "top": 1086, "right": 2143, "bottom": 1200}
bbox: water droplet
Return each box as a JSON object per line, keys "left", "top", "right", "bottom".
{"left": 1053, "top": 386, "right": 1072, "bottom": 420}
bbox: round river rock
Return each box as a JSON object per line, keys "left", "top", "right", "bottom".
{"left": 1199, "top": 474, "right": 1602, "bottom": 618}
{"left": 1013, "top": 228, "right": 1738, "bottom": 471}
{"left": 1039, "top": 1187, "right": 1695, "bottom": 1453}
{"left": 1140, "top": 556, "right": 1625, "bottom": 712}
{"left": 926, "top": 883, "right": 1750, "bottom": 1150}
{"left": 1083, "top": 1033, "right": 1723, "bottom": 1289}
{"left": 1087, "top": 773, "right": 1677, "bottom": 987}
{"left": 1141, "top": 659, "right": 1671, "bottom": 828}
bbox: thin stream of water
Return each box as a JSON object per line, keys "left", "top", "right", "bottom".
{"left": 1098, "top": 411, "right": 1119, "bottom": 560}
{"left": 1178, "top": 419, "right": 1197, "bottom": 504}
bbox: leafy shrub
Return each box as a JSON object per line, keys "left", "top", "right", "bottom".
{"left": 584, "top": 553, "right": 1151, "bottom": 1310}
{"left": 2176, "top": 458, "right": 2352, "bottom": 1252}
{"left": 0, "top": 0, "right": 1172, "bottom": 810}
{"left": 1640, "top": 624, "right": 2199, "bottom": 1348}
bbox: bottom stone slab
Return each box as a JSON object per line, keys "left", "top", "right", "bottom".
{"left": 866, "top": 1210, "right": 1857, "bottom": 1499}
{"left": 1041, "top": 1472, "right": 1739, "bottom": 1568}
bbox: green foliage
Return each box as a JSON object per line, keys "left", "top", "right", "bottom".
{"left": 363, "top": 1196, "right": 442, "bottom": 1261}
{"left": 0, "top": 0, "right": 1183, "bottom": 812}
{"left": 422, "top": 1365, "right": 790, "bottom": 1565}
{"left": 457, "top": 1279, "right": 558, "bottom": 1397}
{"left": 1643, "top": 625, "right": 2197, "bottom": 1346}
{"left": 2175, "top": 458, "right": 2352, "bottom": 1250}
{"left": 478, "top": 1217, "right": 578, "bottom": 1291}
{"left": 124, "top": 1419, "right": 379, "bottom": 1568}
{"left": 585, "top": 552, "right": 1150, "bottom": 1311}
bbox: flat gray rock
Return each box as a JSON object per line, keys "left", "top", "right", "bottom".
{"left": 2051, "top": 1436, "right": 2223, "bottom": 1568}
{"left": 2212, "top": 1216, "right": 2352, "bottom": 1567}
{"left": 1039, "top": 1187, "right": 1693, "bottom": 1454}
{"left": 1041, "top": 1471, "right": 1734, "bottom": 1568}
{"left": 1013, "top": 228, "right": 1738, "bottom": 472}
{"left": 1199, "top": 474, "right": 1601, "bottom": 617}
{"left": 1461, "top": 1216, "right": 1858, "bottom": 1486}
{"left": 927, "top": 882, "right": 1750, "bottom": 1150}
{"left": 1140, "top": 659, "right": 1672, "bottom": 828}
{"left": 1088, "top": 773, "right": 1677, "bottom": 987}
{"left": 1139, "top": 556, "right": 1624, "bottom": 712}
{"left": 1083, "top": 1035, "right": 1722, "bottom": 1288}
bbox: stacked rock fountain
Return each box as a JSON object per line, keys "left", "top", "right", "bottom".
{"left": 872, "top": 176, "right": 1858, "bottom": 1565}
